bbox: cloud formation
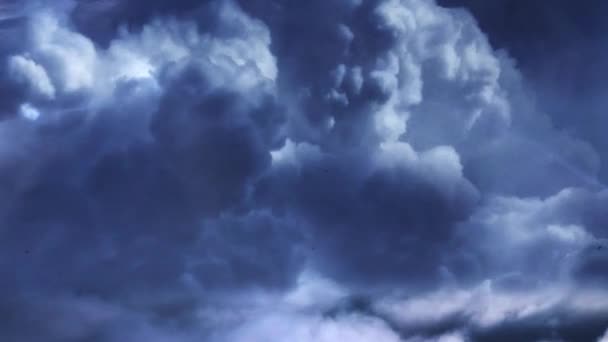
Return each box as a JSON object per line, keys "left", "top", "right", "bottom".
{"left": 1, "top": 0, "right": 607, "bottom": 341}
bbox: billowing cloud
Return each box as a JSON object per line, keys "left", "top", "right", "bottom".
{"left": 1, "top": 0, "right": 607, "bottom": 341}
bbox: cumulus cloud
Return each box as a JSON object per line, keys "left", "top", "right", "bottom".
{"left": 8, "top": 55, "right": 56, "bottom": 99}
{"left": 599, "top": 329, "right": 608, "bottom": 342}
{"left": 1, "top": 0, "right": 607, "bottom": 341}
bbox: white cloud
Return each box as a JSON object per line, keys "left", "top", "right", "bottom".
{"left": 102, "top": 1, "right": 277, "bottom": 92}
{"left": 229, "top": 313, "right": 402, "bottom": 342}
{"left": 30, "top": 12, "right": 98, "bottom": 92}
{"left": 461, "top": 187, "right": 599, "bottom": 281}
{"left": 8, "top": 55, "right": 55, "bottom": 98}
{"left": 19, "top": 102, "right": 40, "bottom": 120}
{"left": 376, "top": 282, "right": 608, "bottom": 333}
{"left": 372, "top": 0, "right": 510, "bottom": 146}
{"left": 598, "top": 328, "right": 608, "bottom": 342}
{"left": 5, "top": 0, "right": 277, "bottom": 127}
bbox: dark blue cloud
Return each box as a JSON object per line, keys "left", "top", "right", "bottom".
{"left": 1, "top": 0, "right": 608, "bottom": 341}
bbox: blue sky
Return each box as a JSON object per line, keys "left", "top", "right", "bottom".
{"left": 1, "top": 1, "right": 608, "bottom": 341}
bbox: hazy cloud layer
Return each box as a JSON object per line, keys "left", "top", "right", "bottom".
{"left": 1, "top": 0, "right": 607, "bottom": 341}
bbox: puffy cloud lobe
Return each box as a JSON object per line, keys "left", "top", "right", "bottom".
{"left": 259, "top": 140, "right": 478, "bottom": 288}
{"left": 1, "top": 0, "right": 608, "bottom": 341}
{"left": 247, "top": 0, "right": 509, "bottom": 290}
{"left": 8, "top": 55, "right": 56, "bottom": 99}
{"left": 440, "top": 0, "right": 608, "bottom": 183}
{"left": 16, "top": 12, "right": 98, "bottom": 95}
{"left": 245, "top": 0, "right": 510, "bottom": 151}
{"left": 0, "top": 2, "right": 298, "bottom": 340}
{"left": 451, "top": 187, "right": 608, "bottom": 290}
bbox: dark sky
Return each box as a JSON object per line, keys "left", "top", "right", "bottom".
{"left": 1, "top": 1, "right": 608, "bottom": 341}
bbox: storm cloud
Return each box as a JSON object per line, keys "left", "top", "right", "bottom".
{"left": 1, "top": 0, "right": 607, "bottom": 341}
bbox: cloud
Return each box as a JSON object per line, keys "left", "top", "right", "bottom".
{"left": 0, "top": 1, "right": 295, "bottom": 340}
{"left": 8, "top": 55, "right": 56, "bottom": 99}
{"left": 375, "top": 282, "right": 608, "bottom": 341}
{"left": 228, "top": 312, "right": 403, "bottom": 342}
{"left": 599, "top": 329, "right": 608, "bottom": 342}
{"left": 1, "top": 0, "right": 607, "bottom": 341}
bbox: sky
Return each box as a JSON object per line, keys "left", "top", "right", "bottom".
{"left": 0, "top": 0, "right": 607, "bottom": 341}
